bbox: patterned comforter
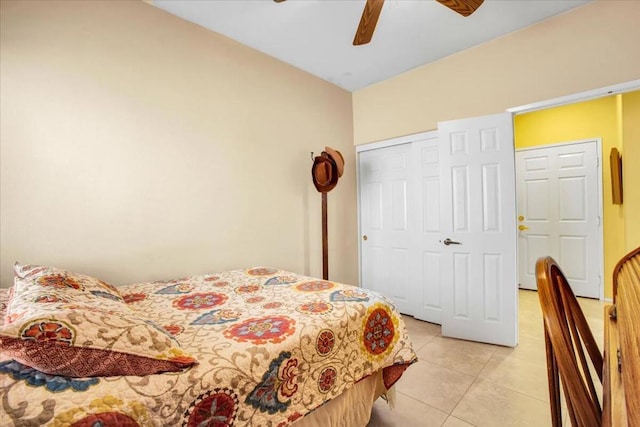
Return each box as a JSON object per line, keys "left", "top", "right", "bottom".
{"left": 0, "top": 267, "right": 416, "bottom": 426}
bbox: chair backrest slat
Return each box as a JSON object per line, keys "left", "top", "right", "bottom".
{"left": 562, "top": 288, "right": 600, "bottom": 406}
{"left": 612, "top": 247, "right": 640, "bottom": 427}
{"left": 537, "top": 257, "right": 603, "bottom": 427}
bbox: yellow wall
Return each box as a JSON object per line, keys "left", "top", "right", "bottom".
{"left": 0, "top": 1, "right": 357, "bottom": 287}
{"left": 513, "top": 95, "right": 630, "bottom": 298}
{"left": 514, "top": 97, "right": 619, "bottom": 150}
{"left": 353, "top": 0, "right": 640, "bottom": 146}
{"left": 622, "top": 91, "right": 640, "bottom": 252}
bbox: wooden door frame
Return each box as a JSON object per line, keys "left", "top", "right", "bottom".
{"left": 515, "top": 138, "right": 605, "bottom": 300}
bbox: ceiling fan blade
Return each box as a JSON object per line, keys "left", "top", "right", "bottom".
{"left": 274, "top": 0, "right": 286, "bottom": 3}
{"left": 436, "top": 0, "right": 484, "bottom": 17}
{"left": 353, "top": 0, "right": 385, "bottom": 46}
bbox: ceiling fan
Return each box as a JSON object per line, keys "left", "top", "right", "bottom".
{"left": 274, "top": 0, "right": 484, "bottom": 46}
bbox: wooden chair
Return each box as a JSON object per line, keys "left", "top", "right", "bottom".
{"left": 536, "top": 257, "right": 603, "bottom": 427}
{"left": 612, "top": 245, "right": 640, "bottom": 302}
{"left": 610, "top": 246, "right": 640, "bottom": 425}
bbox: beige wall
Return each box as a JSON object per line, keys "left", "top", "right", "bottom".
{"left": 0, "top": 0, "right": 357, "bottom": 287}
{"left": 353, "top": 0, "right": 640, "bottom": 145}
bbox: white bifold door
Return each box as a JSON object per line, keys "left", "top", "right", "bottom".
{"left": 359, "top": 143, "right": 417, "bottom": 316}
{"left": 359, "top": 113, "right": 518, "bottom": 347}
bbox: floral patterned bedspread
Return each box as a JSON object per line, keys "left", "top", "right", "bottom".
{"left": 0, "top": 267, "right": 416, "bottom": 426}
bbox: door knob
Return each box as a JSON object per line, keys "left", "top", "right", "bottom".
{"left": 518, "top": 225, "right": 529, "bottom": 231}
{"left": 443, "top": 238, "right": 461, "bottom": 246}
{"left": 363, "top": 235, "right": 368, "bottom": 241}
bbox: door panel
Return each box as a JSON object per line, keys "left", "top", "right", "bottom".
{"left": 367, "top": 183, "right": 383, "bottom": 229}
{"left": 453, "top": 253, "right": 470, "bottom": 318}
{"left": 369, "top": 247, "right": 384, "bottom": 294}
{"left": 423, "top": 251, "right": 441, "bottom": 310}
{"left": 559, "top": 236, "right": 587, "bottom": 280}
{"left": 423, "top": 177, "right": 440, "bottom": 232}
{"left": 439, "top": 112, "right": 518, "bottom": 347}
{"left": 525, "top": 179, "right": 549, "bottom": 220}
{"left": 415, "top": 137, "right": 444, "bottom": 323}
{"left": 452, "top": 166, "right": 470, "bottom": 232}
{"left": 483, "top": 253, "right": 501, "bottom": 321}
{"left": 526, "top": 236, "right": 550, "bottom": 279}
{"left": 482, "top": 164, "right": 501, "bottom": 232}
{"left": 391, "top": 180, "right": 407, "bottom": 230}
{"left": 390, "top": 248, "right": 409, "bottom": 306}
{"left": 516, "top": 140, "right": 601, "bottom": 298}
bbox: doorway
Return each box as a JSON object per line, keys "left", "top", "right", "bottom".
{"left": 511, "top": 88, "right": 639, "bottom": 301}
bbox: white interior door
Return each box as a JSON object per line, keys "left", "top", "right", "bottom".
{"left": 439, "top": 112, "right": 518, "bottom": 347}
{"left": 359, "top": 143, "right": 417, "bottom": 315}
{"left": 516, "top": 140, "right": 602, "bottom": 298}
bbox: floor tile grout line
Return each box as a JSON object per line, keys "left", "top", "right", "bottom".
{"left": 413, "top": 352, "right": 494, "bottom": 379}
{"left": 395, "top": 389, "right": 451, "bottom": 416}
{"left": 448, "top": 322, "right": 549, "bottom": 425}
{"left": 441, "top": 414, "right": 479, "bottom": 427}
{"left": 450, "top": 375, "right": 556, "bottom": 427}
{"left": 412, "top": 334, "right": 440, "bottom": 352}
{"left": 447, "top": 375, "right": 483, "bottom": 425}
{"left": 476, "top": 371, "right": 555, "bottom": 405}
{"left": 414, "top": 335, "right": 500, "bottom": 378}
{"left": 473, "top": 347, "right": 497, "bottom": 379}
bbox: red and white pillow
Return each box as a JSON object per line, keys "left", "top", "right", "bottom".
{"left": 0, "top": 263, "right": 197, "bottom": 377}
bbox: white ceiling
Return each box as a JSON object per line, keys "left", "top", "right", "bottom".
{"left": 152, "top": 0, "right": 591, "bottom": 92}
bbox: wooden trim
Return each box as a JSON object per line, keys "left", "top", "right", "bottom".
{"left": 322, "top": 192, "right": 328, "bottom": 280}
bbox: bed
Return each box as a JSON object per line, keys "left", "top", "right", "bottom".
{"left": 0, "top": 264, "right": 417, "bottom": 426}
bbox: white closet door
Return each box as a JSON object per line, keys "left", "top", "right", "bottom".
{"left": 359, "top": 143, "right": 417, "bottom": 316}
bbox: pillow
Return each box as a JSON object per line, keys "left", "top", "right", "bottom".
{"left": 0, "top": 263, "right": 197, "bottom": 377}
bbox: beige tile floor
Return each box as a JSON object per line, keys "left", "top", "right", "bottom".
{"left": 368, "top": 289, "right": 605, "bottom": 427}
